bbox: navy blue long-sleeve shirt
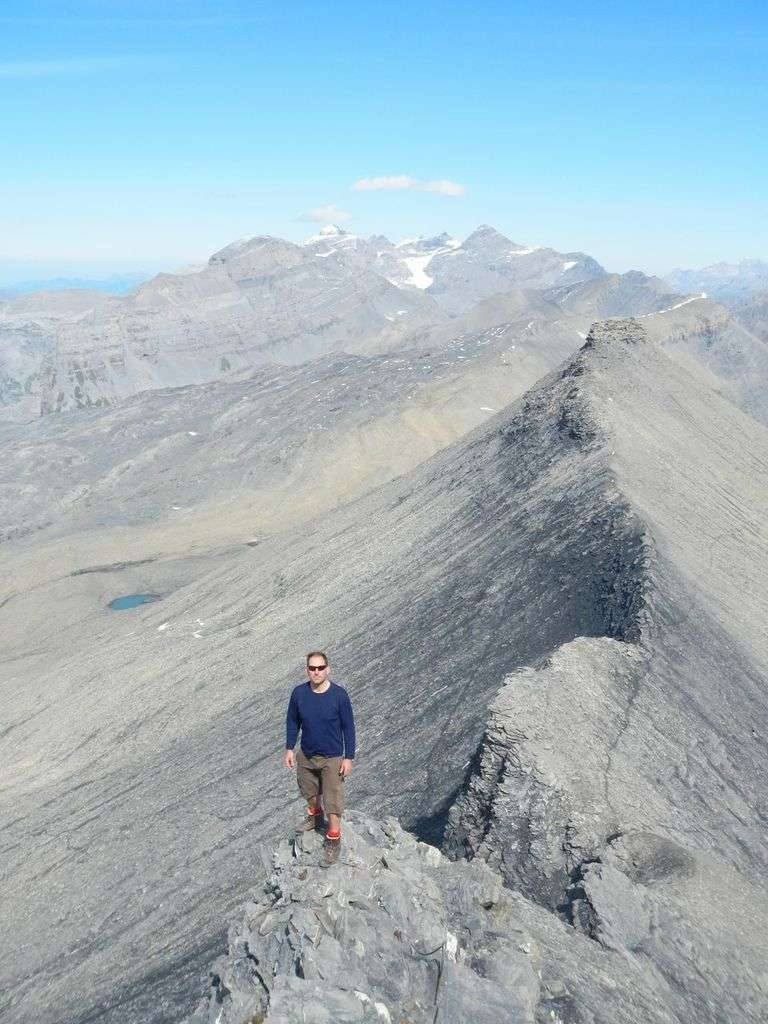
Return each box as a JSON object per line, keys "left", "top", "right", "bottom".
{"left": 285, "top": 681, "right": 356, "bottom": 759}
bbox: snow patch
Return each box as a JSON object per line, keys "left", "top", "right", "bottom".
{"left": 637, "top": 293, "right": 708, "bottom": 318}
{"left": 562, "top": 260, "right": 578, "bottom": 271}
{"left": 403, "top": 254, "right": 435, "bottom": 289}
{"left": 302, "top": 225, "right": 358, "bottom": 246}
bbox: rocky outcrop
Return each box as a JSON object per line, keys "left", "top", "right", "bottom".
{"left": 187, "top": 814, "right": 730, "bottom": 1024}
{"left": 186, "top": 813, "right": 768, "bottom": 1024}
{"left": 185, "top": 814, "right": 540, "bottom": 1024}
{"left": 444, "top": 637, "right": 649, "bottom": 908}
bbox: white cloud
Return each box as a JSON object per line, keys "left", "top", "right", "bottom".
{"left": 297, "top": 204, "right": 353, "bottom": 224}
{"left": 352, "top": 175, "right": 466, "bottom": 197}
{"left": 0, "top": 57, "right": 153, "bottom": 79}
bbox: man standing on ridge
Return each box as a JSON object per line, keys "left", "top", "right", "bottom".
{"left": 284, "top": 651, "right": 356, "bottom": 866}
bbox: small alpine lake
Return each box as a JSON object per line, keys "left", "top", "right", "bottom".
{"left": 108, "top": 593, "right": 162, "bottom": 610}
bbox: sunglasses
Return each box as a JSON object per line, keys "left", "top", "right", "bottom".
{"left": 308, "top": 665, "right": 328, "bottom": 672}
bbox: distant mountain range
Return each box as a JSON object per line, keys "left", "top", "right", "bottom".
{"left": 2, "top": 226, "right": 767, "bottom": 428}
{"left": 665, "top": 258, "right": 768, "bottom": 303}
{"left": 0, "top": 223, "right": 692, "bottom": 419}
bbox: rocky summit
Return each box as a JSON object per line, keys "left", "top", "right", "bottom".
{"left": 2, "top": 317, "right": 768, "bottom": 1024}
{"left": 184, "top": 812, "right": 693, "bottom": 1024}
{"left": 186, "top": 810, "right": 768, "bottom": 1024}
{"left": 184, "top": 814, "right": 541, "bottom": 1024}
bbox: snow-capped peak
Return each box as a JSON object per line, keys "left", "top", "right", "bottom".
{"left": 396, "top": 233, "right": 460, "bottom": 255}
{"left": 302, "top": 225, "right": 359, "bottom": 247}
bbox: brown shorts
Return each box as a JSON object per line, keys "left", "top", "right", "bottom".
{"left": 296, "top": 750, "right": 346, "bottom": 816}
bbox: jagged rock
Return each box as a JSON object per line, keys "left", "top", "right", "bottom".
{"left": 183, "top": 813, "right": 540, "bottom": 1024}
{"left": 185, "top": 813, "right": 768, "bottom": 1024}
{"left": 444, "top": 637, "right": 648, "bottom": 907}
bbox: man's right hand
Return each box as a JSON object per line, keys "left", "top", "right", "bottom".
{"left": 284, "top": 750, "right": 296, "bottom": 769}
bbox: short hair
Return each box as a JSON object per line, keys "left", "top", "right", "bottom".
{"left": 306, "top": 650, "right": 329, "bottom": 666}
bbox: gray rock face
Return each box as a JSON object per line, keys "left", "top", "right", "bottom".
{"left": 734, "top": 290, "right": 768, "bottom": 345}
{"left": 567, "top": 832, "right": 768, "bottom": 1023}
{"left": 184, "top": 814, "right": 540, "bottom": 1024}
{"left": 3, "top": 319, "right": 768, "bottom": 1023}
{"left": 40, "top": 235, "right": 447, "bottom": 414}
{"left": 546, "top": 270, "right": 684, "bottom": 318}
{"left": 426, "top": 225, "right": 605, "bottom": 315}
{"left": 183, "top": 815, "right": 729, "bottom": 1024}
{"left": 0, "top": 290, "right": 117, "bottom": 420}
{"left": 640, "top": 296, "right": 768, "bottom": 425}
{"left": 443, "top": 320, "right": 768, "bottom": 1019}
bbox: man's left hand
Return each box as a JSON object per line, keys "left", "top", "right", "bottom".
{"left": 340, "top": 759, "right": 353, "bottom": 778}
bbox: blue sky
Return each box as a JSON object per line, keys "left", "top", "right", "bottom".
{"left": 1, "top": 0, "right": 766, "bottom": 281}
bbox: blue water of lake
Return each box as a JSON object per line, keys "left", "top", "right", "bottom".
{"left": 108, "top": 593, "right": 161, "bottom": 610}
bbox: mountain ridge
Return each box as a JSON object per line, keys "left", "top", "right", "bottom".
{"left": 3, "top": 319, "right": 768, "bottom": 1023}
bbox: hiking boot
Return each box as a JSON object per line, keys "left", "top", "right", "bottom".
{"left": 296, "top": 810, "right": 323, "bottom": 833}
{"left": 323, "top": 834, "right": 341, "bottom": 866}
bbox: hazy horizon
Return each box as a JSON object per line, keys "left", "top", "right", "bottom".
{"left": 2, "top": 219, "right": 767, "bottom": 292}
